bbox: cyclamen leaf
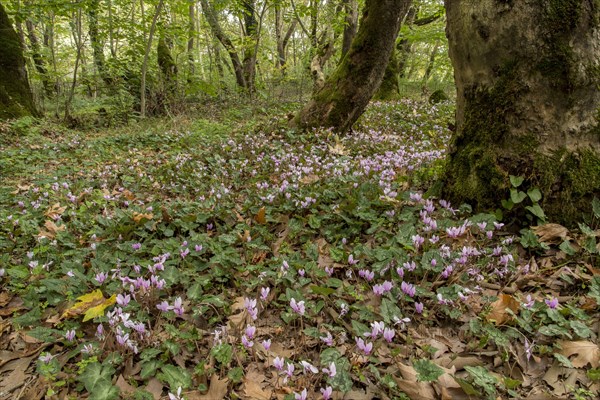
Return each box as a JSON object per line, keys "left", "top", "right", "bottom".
{"left": 509, "top": 175, "right": 524, "bottom": 188}
{"left": 157, "top": 365, "right": 192, "bottom": 390}
{"left": 80, "top": 362, "right": 116, "bottom": 393}
{"left": 413, "top": 359, "right": 444, "bottom": 382}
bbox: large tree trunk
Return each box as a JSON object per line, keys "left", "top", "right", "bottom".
{"left": 0, "top": 3, "right": 39, "bottom": 119}
{"left": 241, "top": 0, "right": 258, "bottom": 93}
{"left": 88, "top": 0, "right": 112, "bottom": 87}
{"left": 443, "top": 0, "right": 600, "bottom": 224}
{"left": 340, "top": 0, "right": 358, "bottom": 60}
{"left": 292, "top": 0, "right": 411, "bottom": 132}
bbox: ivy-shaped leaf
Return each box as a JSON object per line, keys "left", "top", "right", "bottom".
{"left": 413, "top": 359, "right": 444, "bottom": 382}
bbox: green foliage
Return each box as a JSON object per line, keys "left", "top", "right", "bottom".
{"left": 413, "top": 359, "right": 444, "bottom": 382}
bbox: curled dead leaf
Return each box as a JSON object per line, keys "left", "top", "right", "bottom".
{"left": 486, "top": 294, "right": 520, "bottom": 325}
{"left": 558, "top": 340, "right": 600, "bottom": 368}
{"left": 255, "top": 206, "right": 266, "bottom": 224}
{"left": 531, "top": 223, "right": 569, "bottom": 244}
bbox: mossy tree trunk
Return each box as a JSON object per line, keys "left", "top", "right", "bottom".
{"left": 241, "top": 0, "right": 258, "bottom": 94}
{"left": 0, "top": 2, "right": 39, "bottom": 119}
{"left": 443, "top": 0, "right": 600, "bottom": 224}
{"left": 373, "top": 48, "right": 400, "bottom": 101}
{"left": 292, "top": 0, "right": 412, "bottom": 132}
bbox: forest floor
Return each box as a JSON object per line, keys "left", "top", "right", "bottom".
{"left": 0, "top": 99, "right": 599, "bottom": 400}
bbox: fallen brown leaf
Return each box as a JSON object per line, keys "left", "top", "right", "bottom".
{"left": 531, "top": 223, "right": 569, "bottom": 244}
{"left": 558, "top": 340, "right": 600, "bottom": 368}
{"left": 486, "top": 293, "right": 520, "bottom": 325}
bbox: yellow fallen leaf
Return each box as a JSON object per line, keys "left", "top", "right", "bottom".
{"left": 132, "top": 212, "right": 154, "bottom": 223}
{"left": 61, "top": 289, "right": 115, "bottom": 321}
{"left": 255, "top": 207, "right": 266, "bottom": 224}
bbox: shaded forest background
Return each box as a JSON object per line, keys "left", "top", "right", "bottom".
{"left": 3, "top": 0, "right": 450, "bottom": 125}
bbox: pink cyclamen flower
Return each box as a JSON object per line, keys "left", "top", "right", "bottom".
{"left": 116, "top": 293, "right": 131, "bottom": 306}
{"left": 245, "top": 325, "right": 256, "bottom": 340}
{"left": 95, "top": 272, "right": 108, "bottom": 284}
{"left": 322, "top": 362, "right": 336, "bottom": 377}
{"left": 320, "top": 332, "right": 333, "bottom": 346}
{"left": 195, "top": 244, "right": 203, "bottom": 252}
{"left": 173, "top": 297, "right": 184, "bottom": 316}
{"left": 348, "top": 254, "right": 359, "bottom": 265}
{"left": 39, "top": 352, "right": 54, "bottom": 363}
{"left": 168, "top": 387, "right": 183, "bottom": 400}
{"left": 415, "top": 302, "right": 424, "bottom": 314}
{"left": 523, "top": 294, "right": 535, "bottom": 309}
{"left": 157, "top": 300, "right": 172, "bottom": 312}
{"left": 290, "top": 298, "right": 305, "bottom": 316}
{"left": 132, "top": 243, "right": 141, "bottom": 250}
{"left": 262, "top": 339, "right": 271, "bottom": 351}
{"left": 383, "top": 327, "right": 395, "bottom": 343}
{"left": 545, "top": 297, "right": 559, "bottom": 309}
{"left": 321, "top": 386, "right": 333, "bottom": 400}
{"left": 295, "top": 389, "right": 308, "bottom": 400}
{"left": 401, "top": 281, "right": 416, "bottom": 297}
{"left": 273, "top": 356, "right": 285, "bottom": 370}
{"left": 241, "top": 335, "right": 254, "bottom": 348}
{"left": 65, "top": 329, "right": 76, "bottom": 341}
{"left": 300, "top": 361, "right": 318, "bottom": 374}
{"left": 260, "top": 287, "right": 270, "bottom": 300}
{"left": 355, "top": 337, "right": 373, "bottom": 355}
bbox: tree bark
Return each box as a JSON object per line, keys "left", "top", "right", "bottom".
{"left": 275, "top": 5, "right": 297, "bottom": 75}
{"left": 200, "top": 0, "right": 246, "bottom": 89}
{"left": 443, "top": 0, "right": 600, "bottom": 224}
{"left": 87, "top": 0, "right": 111, "bottom": 86}
{"left": 140, "top": 0, "right": 164, "bottom": 118}
{"left": 0, "top": 2, "right": 39, "bottom": 119}
{"left": 340, "top": 0, "right": 358, "bottom": 60}
{"left": 241, "top": 0, "right": 258, "bottom": 93}
{"left": 25, "top": 19, "right": 52, "bottom": 97}
{"left": 292, "top": 0, "right": 411, "bottom": 132}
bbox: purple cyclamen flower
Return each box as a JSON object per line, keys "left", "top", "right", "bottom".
{"left": 285, "top": 362, "right": 295, "bottom": 377}
{"left": 260, "top": 287, "right": 270, "bottom": 301}
{"left": 157, "top": 300, "right": 171, "bottom": 312}
{"left": 545, "top": 297, "right": 559, "bottom": 309}
{"left": 322, "top": 362, "right": 336, "bottom": 377}
{"left": 355, "top": 337, "right": 373, "bottom": 355}
{"left": 65, "top": 329, "right": 76, "bottom": 341}
{"left": 173, "top": 297, "right": 184, "bottom": 316}
{"left": 39, "top": 352, "right": 54, "bottom": 363}
{"left": 180, "top": 248, "right": 190, "bottom": 259}
{"left": 348, "top": 254, "right": 359, "bottom": 265}
{"left": 325, "top": 266, "right": 334, "bottom": 276}
{"left": 300, "top": 361, "right": 318, "bottom": 374}
{"left": 195, "top": 244, "right": 203, "bottom": 252}
{"left": 321, "top": 386, "right": 333, "bottom": 400}
{"left": 241, "top": 335, "right": 254, "bottom": 348}
{"left": 245, "top": 325, "right": 256, "bottom": 340}
{"left": 396, "top": 267, "right": 404, "bottom": 278}
{"left": 273, "top": 356, "right": 284, "bottom": 370}
{"left": 132, "top": 243, "right": 141, "bottom": 250}
{"left": 262, "top": 339, "right": 271, "bottom": 351}
{"left": 412, "top": 235, "right": 425, "bottom": 249}
{"left": 372, "top": 284, "right": 384, "bottom": 296}
{"left": 369, "top": 321, "right": 385, "bottom": 338}
{"left": 415, "top": 302, "right": 424, "bottom": 314}
{"left": 95, "top": 272, "right": 108, "bottom": 284}
{"left": 298, "top": 269, "right": 305, "bottom": 277}
{"left": 290, "top": 298, "right": 305, "bottom": 316}
{"left": 295, "top": 389, "right": 308, "bottom": 400}
{"left": 523, "top": 294, "right": 535, "bottom": 309}
{"left": 401, "top": 281, "right": 416, "bottom": 297}
{"left": 321, "top": 332, "right": 333, "bottom": 346}
{"left": 116, "top": 293, "right": 131, "bottom": 306}
{"left": 383, "top": 328, "right": 395, "bottom": 343}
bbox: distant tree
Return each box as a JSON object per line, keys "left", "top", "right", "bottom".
{"left": 442, "top": 0, "right": 600, "bottom": 224}
{"left": 292, "top": 0, "right": 412, "bottom": 132}
{"left": 0, "top": 2, "right": 39, "bottom": 119}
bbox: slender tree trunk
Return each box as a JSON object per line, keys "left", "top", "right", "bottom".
{"left": 292, "top": 0, "right": 412, "bottom": 132}
{"left": 340, "top": 0, "right": 358, "bottom": 60}
{"left": 140, "top": 0, "right": 164, "bottom": 118}
{"left": 443, "top": 0, "right": 600, "bottom": 224}
{"left": 0, "top": 2, "right": 39, "bottom": 119}
{"left": 65, "top": 8, "right": 83, "bottom": 120}
{"left": 200, "top": 0, "right": 246, "bottom": 89}
{"left": 88, "top": 0, "right": 111, "bottom": 86}
{"left": 421, "top": 39, "right": 440, "bottom": 87}
{"left": 275, "top": 5, "right": 297, "bottom": 75}
{"left": 187, "top": 2, "right": 195, "bottom": 80}
{"left": 241, "top": 0, "right": 258, "bottom": 93}
{"left": 373, "top": 48, "right": 400, "bottom": 100}
{"left": 25, "top": 19, "right": 52, "bottom": 97}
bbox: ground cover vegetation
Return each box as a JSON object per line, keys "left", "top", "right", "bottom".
{"left": 1, "top": 0, "right": 600, "bottom": 399}
{"left": 1, "top": 99, "right": 600, "bottom": 399}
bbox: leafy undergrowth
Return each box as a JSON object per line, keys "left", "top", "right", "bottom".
{"left": 1, "top": 100, "right": 599, "bottom": 400}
